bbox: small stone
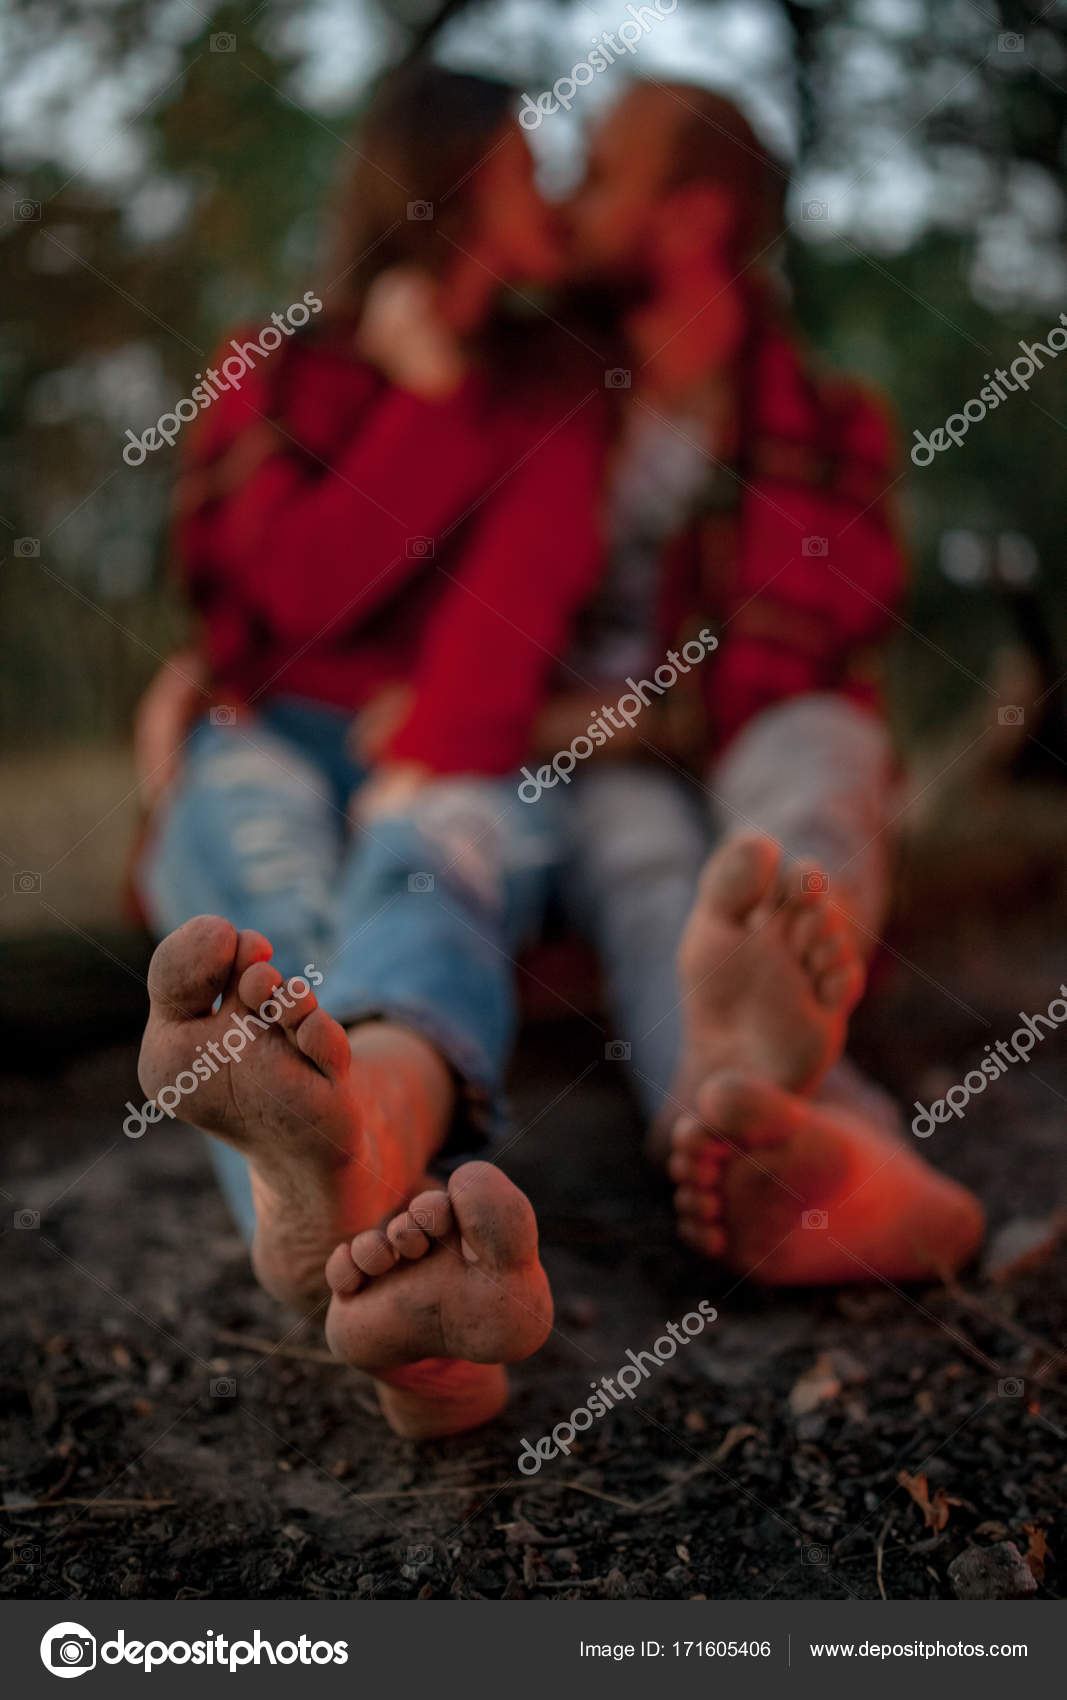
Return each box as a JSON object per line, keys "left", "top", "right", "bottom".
{"left": 561, "top": 1295, "right": 599, "bottom": 1328}
{"left": 497, "top": 1518, "right": 544, "bottom": 1546}
{"left": 949, "top": 1542, "right": 1038, "bottom": 1600}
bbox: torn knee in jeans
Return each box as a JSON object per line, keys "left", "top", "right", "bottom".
{"left": 373, "top": 779, "right": 553, "bottom": 910}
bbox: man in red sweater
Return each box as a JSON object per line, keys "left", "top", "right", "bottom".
{"left": 548, "top": 80, "right": 984, "bottom": 1287}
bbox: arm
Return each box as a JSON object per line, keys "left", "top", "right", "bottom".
{"left": 178, "top": 371, "right": 497, "bottom": 647}
{"left": 383, "top": 396, "right": 608, "bottom": 776}
{"left": 132, "top": 649, "right": 209, "bottom": 806}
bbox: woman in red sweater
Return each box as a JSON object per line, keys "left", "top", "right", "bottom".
{"left": 136, "top": 63, "right": 608, "bottom": 1439}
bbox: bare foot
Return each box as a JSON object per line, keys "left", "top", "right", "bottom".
{"left": 669, "top": 1072, "right": 985, "bottom": 1284}
{"left": 663, "top": 836, "right": 865, "bottom": 1134}
{"left": 138, "top": 915, "right": 451, "bottom": 1305}
{"left": 324, "top": 1162, "right": 553, "bottom": 1437}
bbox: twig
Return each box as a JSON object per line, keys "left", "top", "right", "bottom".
{"left": 943, "top": 1280, "right": 1067, "bottom": 1391}
{"left": 215, "top": 1329, "right": 339, "bottom": 1366}
{"left": 875, "top": 1513, "right": 893, "bottom": 1601}
{"left": 7, "top": 1498, "right": 174, "bottom": 1514}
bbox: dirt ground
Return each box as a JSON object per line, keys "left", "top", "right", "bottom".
{"left": 2, "top": 881, "right": 1066, "bottom": 1604}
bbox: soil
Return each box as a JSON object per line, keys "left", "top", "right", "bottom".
{"left": 2, "top": 904, "right": 1065, "bottom": 1603}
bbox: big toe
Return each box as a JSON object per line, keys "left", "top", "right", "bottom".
{"left": 696, "top": 835, "right": 780, "bottom": 925}
{"left": 146, "top": 915, "right": 240, "bottom": 1019}
{"left": 446, "top": 1162, "right": 540, "bottom": 1272}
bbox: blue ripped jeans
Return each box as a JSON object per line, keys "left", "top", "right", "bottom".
{"left": 139, "top": 698, "right": 566, "bottom": 1236}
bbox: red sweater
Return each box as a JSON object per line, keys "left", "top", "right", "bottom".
{"left": 175, "top": 325, "right": 607, "bottom": 773}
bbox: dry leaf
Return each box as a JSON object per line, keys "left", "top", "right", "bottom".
{"left": 711, "top": 1423, "right": 758, "bottom": 1463}
{"left": 1023, "top": 1525, "right": 1048, "bottom": 1582}
{"left": 790, "top": 1353, "right": 842, "bottom": 1417}
{"left": 897, "top": 1469, "right": 962, "bottom": 1532}
{"left": 676, "top": 1543, "right": 691, "bottom": 1564}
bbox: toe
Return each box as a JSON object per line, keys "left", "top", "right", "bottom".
{"left": 674, "top": 1186, "right": 722, "bottom": 1223}
{"left": 295, "top": 1009, "right": 351, "bottom": 1081}
{"left": 406, "top": 1189, "right": 453, "bottom": 1239}
{"left": 386, "top": 1212, "right": 431, "bottom": 1259}
{"left": 446, "top": 1161, "right": 539, "bottom": 1272}
{"left": 325, "top": 1240, "right": 364, "bottom": 1295}
{"left": 349, "top": 1228, "right": 397, "bottom": 1277}
{"left": 819, "top": 960, "right": 865, "bottom": 1010}
{"left": 237, "top": 961, "right": 319, "bottom": 1031}
{"left": 147, "top": 915, "right": 238, "bottom": 1018}
{"left": 780, "top": 860, "right": 830, "bottom": 908}
{"left": 238, "top": 960, "right": 283, "bottom": 1013}
{"left": 233, "top": 929, "right": 274, "bottom": 977}
{"left": 696, "top": 834, "right": 780, "bottom": 925}
{"left": 680, "top": 1219, "right": 727, "bottom": 1258}
{"left": 695, "top": 1071, "right": 795, "bottom": 1150}
{"left": 787, "top": 901, "right": 830, "bottom": 958}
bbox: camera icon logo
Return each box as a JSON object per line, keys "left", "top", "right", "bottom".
{"left": 410, "top": 1203, "right": 441, "bottom": 1233}
{"left": 209, "top": 704, "right": 237, "bottom": 726}
{"left": 802, "top": 536, "right": 829, "bottom": 557}
{"left": 998, "top": 1377, "right": 1025, "bottom": 1397}
{"left": 406, "top": 1544, "right": 431, "bottom": 1564}
{"left": 802, "top": 1209, "right": 829, "bottom": 1230}
{"left": 15, "top": 200, "right": 41, "bottom": 222}
{"left": 210, "top": 32, "right": 237, "bottom": 51}
{"left": 15, "top": 1209, "right": 40, "bottom": 1230}
{"left": 40, "top": 1623, "right": 96, "bottom": 1678}
{"left": 801, "top": 870, "right": 829, "bottom": 895}
{"left": 17, "top": 1544, "right": 42, "bottom": 1566}
{"left": 407, "top": 200, "right": 434, "bottom": 221}
{"left": 408, "top": 872, "right": 435, "bottom": 893}
{"left": 998, "top": 32, "right": 1024, "bottom": 53}
{"left": 997, "top": 705, "right": 1024, "bottom": 726}
{"left": 210, "top": 1376, "right": 237, "bottom": 1397}
{"left": 14, "top": 870, "right": 42, "bottom": 894}
{"left": 605, "top": 368, "right": 631, "bottom": 389}
{"left": 15, "top": 537, "right": 40, "bottom": 556}
{"left": 605, "top": 1040, "right": 631, "bottom": 1061}
{"left": 802, "top": 1544, "right": 829, "bottom": 1565}
{"left": 802, "top": 200, "right": 828, "bottom": 221}
{"left": 405, "top": 536, "right": 435, "bottom": 559}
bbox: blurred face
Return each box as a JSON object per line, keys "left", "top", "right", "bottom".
{"left": 466, "top": 122, "right": 567, "bottom": 286}
{"left": 566, "top": 88, "right": 679, "bottom": 290}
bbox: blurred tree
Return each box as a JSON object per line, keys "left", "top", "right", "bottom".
{"left": 1, "top": 0, "right": 1064, "bottom": 750}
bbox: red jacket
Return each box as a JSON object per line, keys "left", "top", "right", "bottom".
{"left": 658, "top": 306, "right": 906, "bottom": 755}
{"left": 175, "top": 323, "right": 607, "bottom": 773}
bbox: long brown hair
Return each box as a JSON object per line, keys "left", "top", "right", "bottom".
{"left": 323, "top": 63, "right": 517, "bottom": 324}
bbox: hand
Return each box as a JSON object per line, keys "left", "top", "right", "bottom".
{"left": 348, "top": 683, "right": 414, "bottom": 766}
{"left": 133, "top": 649, "right": 209, "bottom": 807}
{"left": 356, "top": 267, "right": 467, "bottom": 399}
{"left": 354, "top": 761, "right": 434, "bottom": 823}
